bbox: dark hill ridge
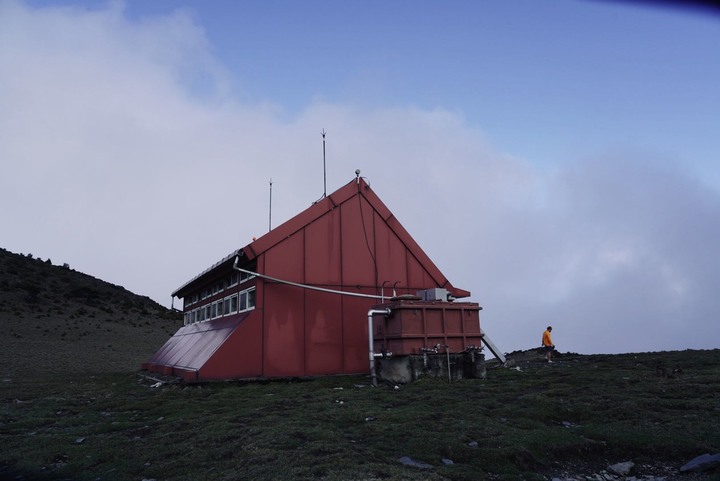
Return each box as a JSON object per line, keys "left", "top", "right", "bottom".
{"left": 0, "top": 247, "right": 180, "bottom": 376}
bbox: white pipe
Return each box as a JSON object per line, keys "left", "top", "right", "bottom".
{"left": 368, "top": 308, "right": 391, "bottom": 386}
{"left": 232, "top": 257, "right": 385, "bottom": 300}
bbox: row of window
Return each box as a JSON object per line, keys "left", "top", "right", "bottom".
{"left": 183, "top": 287, "right": 256, "bottom": 325}
{"left": 184, "top": 271, "right": 255, "bottom": 307}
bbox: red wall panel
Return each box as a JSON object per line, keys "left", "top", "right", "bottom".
{"left": 373, "top": 211, "right": 410, "bottom": 294}
{"left": 200, "top": 315, "right": 263, "bottom": 379}
{"left": 265, "top": 230, "right": 305, "bottom": 282}
{"left": 263, "top": 283, "right": 305, "bottom": 377}
{"left": 304, "top": 210, "right": 342, "bottom": 286}
{"left": 342, "top": 295, "right": 373, "bottom": 373}
{"left": 340, "top": 198, "right": 377, "bottom": 288}
{"left": 304, "top": 291, "right": 343, "bottom": 375}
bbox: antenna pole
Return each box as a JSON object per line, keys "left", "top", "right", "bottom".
{"left": 269, "top": 178, "right": 273, "bottom": 232}
{"left": 322, "top": 129, "right": 327, "bottom": 198}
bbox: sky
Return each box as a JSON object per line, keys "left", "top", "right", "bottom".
{"left": 1, "top": 0, "right": 719, "bottom": 355}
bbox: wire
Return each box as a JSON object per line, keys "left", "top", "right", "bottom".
{"left": 357, "top": 183, "right": 379, "bottom": 294}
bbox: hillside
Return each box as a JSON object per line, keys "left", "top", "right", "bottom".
{"left": 0, "top": 247, "right": 180, "bottom": 377}
{"left": 1, "top": 248, "right": 719, "bottom": 481}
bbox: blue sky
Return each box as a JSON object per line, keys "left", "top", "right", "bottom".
{"left": 128, "top": 0, "right": 720, "bottom": 179}
{"left": 2, "top": 0, "right": 719, "bottom": 355}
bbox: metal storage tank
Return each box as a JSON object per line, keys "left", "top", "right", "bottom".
{"left": 370, "top": 290, "right": 486, "bottom": 384}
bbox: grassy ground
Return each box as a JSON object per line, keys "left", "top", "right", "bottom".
{"left": 2, "top": 350, "right": 719, "bottom": 481}
{"left": 1, "top": 249, "right": 718, "bottom": 479}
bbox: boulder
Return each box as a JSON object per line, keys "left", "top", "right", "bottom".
{"left": 680, "top": 453, "right": 720, "bottom": 473}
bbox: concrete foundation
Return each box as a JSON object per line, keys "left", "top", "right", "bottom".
{"left": 376, "top": 352, "right": 486, "bottom": 384}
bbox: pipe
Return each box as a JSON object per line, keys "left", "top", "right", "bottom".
{"left": 445, "top": 344, "right": 451, "bottom": 382}
{"left": 368, "top": 308, "right": 391, "bottom": 387}
{"left": 233, "top": 257, "right": 385, "bottom": 300}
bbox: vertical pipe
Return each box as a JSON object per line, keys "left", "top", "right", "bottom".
{"left": 368, "top": 308, "right": 391, "bottom": 387}
{"left": 446, "top": 345, "right": 451, "bottom": 382}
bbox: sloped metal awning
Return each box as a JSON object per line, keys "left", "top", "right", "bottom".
{"left": 142, "top": 313, "right": 250, "bottom": 376}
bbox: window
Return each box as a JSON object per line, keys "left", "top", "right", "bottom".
{"left": 230, "top": 294, "right": 238, "bottom": 313}
{"left": 248, "top": 288, "right": 256, "bottom": 308}
{"left": 223, "top": 298, "right": 231, "bottom": 315}
{"left": 238, "top": 287, "right": 256, "bottom": 312}
{"left": 229, "top": 273, "right": 238, "bottom": 286}
{"left": 239, "top": 291, "right": 247, "bottom": 311}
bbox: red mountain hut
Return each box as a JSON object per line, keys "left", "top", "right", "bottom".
{"left": 142, "top": 176, "right": 502, "bottom": 383}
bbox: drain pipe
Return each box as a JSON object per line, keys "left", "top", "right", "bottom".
{"left": 368, "top": 308, "right": 391, "bottom": 387}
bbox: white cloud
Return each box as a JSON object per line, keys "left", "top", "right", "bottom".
{"left": 1, "top": 1, "right": 718, "bottom": 354}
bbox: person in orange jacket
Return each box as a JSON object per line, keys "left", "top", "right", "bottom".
{"left": 542, "top": 326, "right": 555, "bottom": 363}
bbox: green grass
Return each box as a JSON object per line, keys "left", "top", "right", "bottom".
{"left": 2, "top": 350, "right": 719, "bottom": 480}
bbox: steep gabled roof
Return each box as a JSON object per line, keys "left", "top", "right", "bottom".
{"left": 172, "top": 177, "right": 469, "bottom": 299}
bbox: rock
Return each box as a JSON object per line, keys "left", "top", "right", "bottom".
{"left": 441, "top": 458, "right": 454, "bottom": 465}
{"left": 397, "top": 456, "right": 432, "bottom": 469}
{"left": 680, "top": 453, "right": 720, "bottom": 472}
{"left": 75, "top": 437, "right": 86, "bottom": 444}
{"left": 467, "top": 441, "right": 478, "bottom": 448}
{"left": 608, "top": 461, "right": 634, "bottom": 475}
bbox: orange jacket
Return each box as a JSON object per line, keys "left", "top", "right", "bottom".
{"left": 542, "top": 329, "right": 553, "bottom": 347}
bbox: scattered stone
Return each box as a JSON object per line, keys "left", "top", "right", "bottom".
{"left": 398, "top": 456, "right": 432, "bottom": 469}
{"left": 467, "top": 441, "right": 478, "bottom": 448}
{"left": 75, "top": 437, "right": 86, "bottom": 444}
{"left": 680, "top": 453, "right": 720, "bottom": 472}
{"left": 562, "top": 421, "right": 575, "bottom": 428}
{"left": 441, "top": 458, "right": 454, "bottom": 465}
{"left": 364, "top": 416, "right": 376, "bottom": 422}
{"left": 608, "top": 460, "right": 634, "bottom": 475}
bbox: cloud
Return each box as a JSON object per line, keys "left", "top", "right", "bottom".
{"left": 1, "top": 1, "right": 717, "bottom": 354}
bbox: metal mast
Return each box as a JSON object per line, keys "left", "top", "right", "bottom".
{"left": 322, "top": 129, "right": 327, "bottom": 198}
{"left": 268, "top": 178, "right": 273, "bottom": 232}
